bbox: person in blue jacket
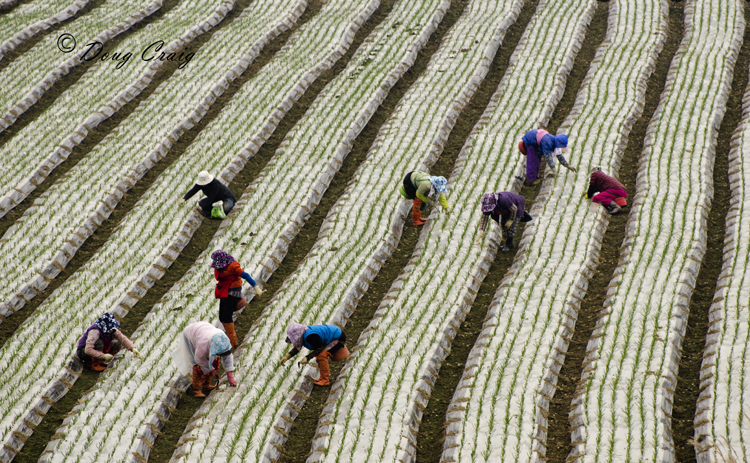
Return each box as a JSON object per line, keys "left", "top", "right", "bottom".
{"left": 280, "top": 323, "right": 350, "bottom": 386}
{"left": 518, "top": 129, "right": 576, "bottom": 184}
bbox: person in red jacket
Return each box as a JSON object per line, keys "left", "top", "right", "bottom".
{"left": 211, "top": 250, "right": 265, "bottom": 347}
{"left": 585, "top": 167, "right": 628, "bottom": 214}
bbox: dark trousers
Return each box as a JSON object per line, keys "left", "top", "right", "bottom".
{"left": 218, "top": 295, "right": 242, "bottom": 323}
{"left": 402, "top": 172, "right": 416, "bottom": 199}
{"left": 199, "top": 197, "right": 235, "bottom": 218}
{"left": 76, "top": 340, "right": 121, "bottom": 362}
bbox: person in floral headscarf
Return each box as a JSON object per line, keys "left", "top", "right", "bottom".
{"left": 398, "top": 170, "right": 450, "bottom": 225}
{"left": 75, "top": 313, "right": 141, "bottom": 371}
{"left": 211, "top": 249, "right": 264, "bottom": 348}
{"left": 475, "top": 192, "right": 532, "bottom": 251}
{"left": 172, "top": 321, "right": 237, "bottom": 397}
{"left": 279, "top": 323, "right": 350, "bottom": 386}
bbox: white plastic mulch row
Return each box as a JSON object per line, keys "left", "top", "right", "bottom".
{"left": 0, "top": 0, "right": 85, "bottom": 62}
{"left": 0, "top": 0, "right": 300, "bottom": 330}
{"left": 694, "top": 14, "right": 750, "bottom": 462}
{"left": 29, "top": 1, "right": 388, "bottom": 462}
{"left": 0, "top": 0, "right": 161, "bottom": 139}
{"left": 169, "top": 0, "right": 525, "bottom": 461}
{"left": 439, "top": 0, "right": 670, "bottom": 462}
{"left": 567, "top": 1, "right": 743, "bottom": 462}
{"left": 0, "top": 0, "right": 296, "bottom": 459}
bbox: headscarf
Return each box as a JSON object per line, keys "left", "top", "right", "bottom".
{"left": 286, "top": 323, "right": 308, "bottom": 350}
{"left": 211, "top": 249, "right": 235, "bottom": 269}
{"left": 95, "top": 313, "right": 120, "bottom": 334}
{"left": 208, "top": 332, "right": 232, "bottom": 367}
{"left": 428, "top": 176, "right": 448, "bottom": 201}
{"left": 554, "top": 134, "right": 569, "bottom": 149}
{"left": 590, "top": 165, "right": 602, "bottom": 175}
{"left": 481, "top": 193, "right": 498, "bottom": 213}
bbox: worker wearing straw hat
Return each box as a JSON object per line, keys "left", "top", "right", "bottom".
{"left": 280, "top": 323, "right": 350, "bottom": 386}
{"left": 398, "top": 170, "right": 450, "bottom": 225}
{"left": 181, "top": 170, "right": 236, "bottom": 219}
{"left": 584, "top": 166, "right": 628, "bottom": 214}
{"left": 518, "top": 129, "right": 576, "bottom": 185}
{"left": 475, "top": 192, "right": 532, "bottom": 251}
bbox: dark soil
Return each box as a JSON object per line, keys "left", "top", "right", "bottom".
{"left": 12, "top": 1, "right": 322, "bottom": 461}
{"left": 0, "top": 0, "right": 28, "bottom": 15}
{"left": 0, "top": 0, "right": 106, "bottom": 74}
{"left": 544, "top": 2, "right": 686, "bottom": 463}
{"left": 671, "top": 3, "right": 750, "bottom": 462}
{"left": 413, "top": 2, "right": 610, "bottom": 463}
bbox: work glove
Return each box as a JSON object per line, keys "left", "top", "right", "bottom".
{"left": 102, "top": 354, "right": 114, "bottom": 363}
{"left": 546, "top": 167, "right": 557, "bottom": 178}
{"left": 227, "top": 371, "right": 237, "bottom": 387}
{"left": 298, "top": 357, "right": 309, "bottom": 367}
{"left": 131, "top": 348, "right": 142, "bottom": 359}
{"left": 443, "top": 207, "right": 450, "bottom": 215}
{"left": 566, "top": 165, "right": 577, "bottom": 173}
{"left": 280, "top": 353, "right": 292, "bottom": 367}
{"left": 504, "top": 219, "right": 514, "bottom": 229}
{"left": 180, "top": 198, "right": 186, "bottom": 205}
{"left": 254, "top": 285, "right": 265, "bottom": 297}
{"left": 474, "top": 231, "right": 484, "bottom": 246}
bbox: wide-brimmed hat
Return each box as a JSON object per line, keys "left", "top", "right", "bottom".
{"left": 196, "top": 171, "right": 214, "bottom": 186}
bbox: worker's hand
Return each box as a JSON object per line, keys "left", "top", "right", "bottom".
{"left": 254, "top": 286, "right": 265, "bottom": 297}
{"left": 180, "top": 198, "right": 186, "bottom": 205}
{"left": 566, "top": 165, "right": 577, "bottom": 173}
{"left": 207, "top": 368, "right": 218, "bottom": 378}
{"left": 504, "top": 219, "right": 514, "bottom": 229}
{"left": 227, "top": 371, "right": 237, "bottom": 387}
{"left": 280, "top": 353, "right": 292, "bottom": 367}
{"left": 131, "top": 348, "right": 142, "bottom": 359}
{"left": 102, "top": 354, "right": 114, "bottom": 363}
{"left": 298, "top": 357, "right": 309, "bottom": 367}
{"left": 583, "top": 192, "right": 588, "bottom": 199}
{"left": 474, "top": 231, "right": 484, "bottom": 246}
{"left": 547, "top": 168, "right": 557, "bottom": 178}
{"left": 443, "top": 207, "right": 450, "bottom": 215}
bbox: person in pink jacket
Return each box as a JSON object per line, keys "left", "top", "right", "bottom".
{"left": 585, "top": 167, "right": 628, "bottom": 214}
{"left": 173, "top": 321, "right": 237, "bottom": 397}
{"left": 76, "top": 313, "right": 141, "bottom": 371}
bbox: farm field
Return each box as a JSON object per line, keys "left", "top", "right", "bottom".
{"left": 0, "top": 0, "right": 748, "bottom": 462}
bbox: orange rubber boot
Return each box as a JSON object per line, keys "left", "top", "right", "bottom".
{"left": 192, "top": 366, "right": 206, "bottom": 397}
{"left": 412, "top": 199, "right": 426, "bottom": 226}
{"left": 314, "top": 351, "right": 331, "bottom": 386}
{"left": 222, "top": 322, "right": 238, "bottom": 348}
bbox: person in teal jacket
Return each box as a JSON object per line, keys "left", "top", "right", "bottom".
{"left": 398, "top": 171, "right": 450, "bottom": 225}
{"left": 280, "top": 323, "right": 350, "bottom": 386}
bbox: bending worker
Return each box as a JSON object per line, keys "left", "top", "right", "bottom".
{"left": 172, "top": 321, "right": 238, "bottom": 397}
{"left": 585, "top": 166, "right": 627, "bottom": 214}
{"left": 181, "top": 171, "right": 236, "bottom": 219}
{"left": 280, "top": 323, "right": 350, "bottom": 387}
{"left": 518, "top": 129, "right": 576, "bottom": 184}
{"left": 398, "top": 170, "right": 450, "bottom": 225}
{"left": 476, "top": 191, "right": 532, "bottom": 251}
{"left": 76, "top": 312, "right": 141, "bottom": 371}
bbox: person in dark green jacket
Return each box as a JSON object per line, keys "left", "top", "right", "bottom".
{"left": 398, "top": 171, "right": 450, "bottom": 225}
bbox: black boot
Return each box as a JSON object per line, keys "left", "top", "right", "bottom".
{"left": 502, "top": 218, "right": 520, "bottom": 251}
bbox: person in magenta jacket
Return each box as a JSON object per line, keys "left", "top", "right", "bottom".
{"left": 585, "top": 167, "right": 628, "bottom": 214}
{"left": 279, "top": 323, "right": 350, "bottom": 386}
{"left": 518, "top": 129, "right": 576, "bottom": 184}
{"left": 76, "top": 313, "right": 141, "bottom": 371}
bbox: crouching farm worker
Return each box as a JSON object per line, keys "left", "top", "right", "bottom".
{"left": 181, "top": 171, "right": 236, "bottom": 219}
{"left": 280, "top": 323, "right": 350, "bottom": 386}
{"left": 76, "top": 313, "right": 142, "bottom": 371}
{"left": 211, "top": 249, "right": 264, "bottom": 348}
{"left": 398, "top": 170, "right": 450, "bottom": 225}
{"left": 518, "top": 129, "right": 576, "bottom": 184}
{"left": 585, "top": 167, "right": 627, "bottom": 214}
{"left": 172, "top": 321, "right": 237, "bottom": 397}
{"left": 475, "top": 192, "right": 532, "bottom": 251}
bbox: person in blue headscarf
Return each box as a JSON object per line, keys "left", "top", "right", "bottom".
{"left": 518, "top": 129, "right": 576, "bottom": 185}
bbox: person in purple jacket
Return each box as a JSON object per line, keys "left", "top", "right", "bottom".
{"left": 584, "top": 167, "right": 628, "bottom": 214}
{"left": 518, "top": 129, "right": 576, "bottom": 184}
{"left": 279, "top": 323, "right": 350, "bottom": 386}
{"left": 75, "top": 313, "right": 141, "bottom": 371}
{"left": 475, "top": 192, "right": 532, "bottom": 251}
